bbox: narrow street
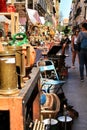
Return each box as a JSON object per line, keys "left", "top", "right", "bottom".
{"left": 63, "top": 46, "right": 87, "bottom": 130}
{"left": 35, "top": 45, "right": 87, "bottom": 130}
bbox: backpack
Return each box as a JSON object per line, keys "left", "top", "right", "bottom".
{"left": 81, "top": 33, "right": 87, "bottom": 49}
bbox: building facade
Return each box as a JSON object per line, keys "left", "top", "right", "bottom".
{"left": 6, "top": 0, "right": 60, "bottom": 27}
{"left": 69, "top": 0, "right": 87, "bottom": 30}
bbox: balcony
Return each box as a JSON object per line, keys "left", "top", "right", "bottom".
{"left": 74, "top": 6, "right": 82, "bottom": 19}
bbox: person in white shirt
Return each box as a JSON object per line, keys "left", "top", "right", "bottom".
{"left": 71, "top": 29, "right": 80, "bottom": 68}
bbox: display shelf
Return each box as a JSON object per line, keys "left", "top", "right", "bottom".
{"left": 0, "top": 67, "right": 40, "bottom": 130}
{"left": 0, "top": 12, "right": 19, "bottom": 35}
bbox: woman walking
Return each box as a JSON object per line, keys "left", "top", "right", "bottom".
{"left": 71, "top": 29, "right": 80, "bottom": 68}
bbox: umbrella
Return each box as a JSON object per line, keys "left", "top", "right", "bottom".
{"left": 27, "top": 9, "right": 41, "bottom": 24}
{"left": 40, "top": 16, "right": 45, "bottom": 24}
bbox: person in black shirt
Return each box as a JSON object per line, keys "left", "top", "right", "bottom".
{"left": 60, "top": 35, "right": 71, "bottom": 55}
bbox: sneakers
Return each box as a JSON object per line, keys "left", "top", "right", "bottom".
{"left": 80, "top": 77, "right": 84, "bottom": 82}
{"left": 72, "top": 65, "right": 75, "bottom": 69}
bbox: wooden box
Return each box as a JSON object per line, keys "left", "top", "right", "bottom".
{"left": 0, "top": 67, "right": 40, "bottom": 130}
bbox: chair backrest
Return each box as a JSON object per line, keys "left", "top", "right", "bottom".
{"left": 37, "top": 59, "right": 59, "bottom": 80}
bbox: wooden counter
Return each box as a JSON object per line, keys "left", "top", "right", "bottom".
{"left": 0, "top": 67, "right": 40, "bottom": 130}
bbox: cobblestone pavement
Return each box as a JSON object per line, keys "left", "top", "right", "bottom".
{"left": 63, "top": 46, "right": 87, "bottom": 130}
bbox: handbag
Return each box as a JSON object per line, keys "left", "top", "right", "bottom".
{"left": 74, "top": 43, "right": 81, "bottom": 51}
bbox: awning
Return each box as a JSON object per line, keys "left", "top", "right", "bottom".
{"left": 0, "top": 15, "right": 10, "bottom": 24}
{"left": 40, "top": 16, "right": 45, "bottom": 24}
{"left": 27, "top": 9, "right": 41, "bottom": 24}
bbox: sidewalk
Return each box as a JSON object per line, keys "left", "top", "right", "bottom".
{"left": 35, "top": 45, "right": 87, "bottom": 130}
{"left": 63, "top": 46, "right": 87, "bottom": 130}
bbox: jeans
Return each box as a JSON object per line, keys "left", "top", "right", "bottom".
{"left": 78, "top": 49, "right": 87, "bottom": 78}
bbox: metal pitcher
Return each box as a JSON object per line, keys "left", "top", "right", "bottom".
{"left": 0, "top": 50, "right": 19, "bottom": 95}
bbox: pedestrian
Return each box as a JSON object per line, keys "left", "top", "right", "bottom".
{"left": 60, "top": 34, "right": 71, "bottom": 55}
{"left": 71, "top": 29, "right": 80, "bottom": 68}
{"left": 77, "top": 22, "right": 87, "bottom": 81}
